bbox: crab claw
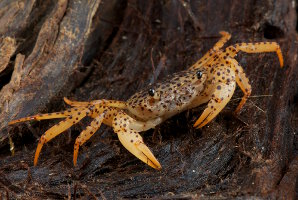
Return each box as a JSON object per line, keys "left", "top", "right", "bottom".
{"left": 113, "top": 111, "right": 161, "bottom": 170}
{"left": 117, "top": 131, "right": 161, "bottom": 170}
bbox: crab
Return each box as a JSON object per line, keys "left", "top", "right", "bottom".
{"left": 9, "top": 31, "right": 283, "bottom": 170}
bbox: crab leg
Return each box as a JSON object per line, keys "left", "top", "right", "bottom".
{"left": 226, "top": 57, "right": 252, "bottom": 114}
{"left": 191, "top": 31, "right": 231, "bottom": 69}
{"left": 64, "top": 97, "right": 127, "bottom": 109}
{"left": 33, "top": 107, "right": 90, "bottom": 165}
{"left": 213, "top": 31, "right": 231, "bottom": 51}
{"left": 8, "top": 108, "right": 83, "bottom": 125}
{"left": 73, "top": 112, "right": 105, "bottom": 166}
{"left": 194, "top": 81, "right": 236, "bottom": 128}
{"left": 113, "top": 110, "right": 161, "bottom": 170}
{"left": 225, "top": 42, "right": 284, "bottom": 67}
{"left": 63, "top": 97, "right": 94, "bottom": 107}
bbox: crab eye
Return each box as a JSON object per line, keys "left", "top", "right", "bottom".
{"left": 148, "top": 88, "right": 155, "bottom": 96}
{"left": 196, "top": 70, "right": 203, "bottom": 79}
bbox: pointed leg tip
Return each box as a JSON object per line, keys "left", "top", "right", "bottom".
{"left": 279, "top": 58, "right": 284, "bottom": 68}
{"left": 145, "top": 154, "right": 162, "bottom": 170}
{"left": 64, "top": 97, "right": 71, "bottom": 104}
{"left": 33, "top": 159, "right": 38, "bottom": 166}
{"left": 155, "top": 162, "right": 162, "bottom": 170}
{"left": 233, "top": 110, "right": 240, "bottom": 116}
{"left": 193, "top": 122, "right": 204, "bottom": 129}
{"left": 151, "top": 162, "right": 162, "bottom": 170}
{"left": 193, "top": 122, "right": 200, "bottom": 128}
{"left": 73, "top": 154, "right": 78, "bottom": 166}
{"left": 64, "top": 97, "right": 75, "bottom": 105}
{"left": 219, "top": 31, "right": 231, "bottom": 37}
{"left": 219, "top": 31, "right": 228, "bottom": 34}
{"left": 136, "top": 142, "right": 162, "bottom": 170}
{"left": 8, "top": 121, "right": 15, "bottom": 125}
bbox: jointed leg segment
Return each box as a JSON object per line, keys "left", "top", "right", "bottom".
{"left": 224, "top": 42, "right": 284, "bottom": 67}
{"left": 73, "top": 112, "right": 105, "bottom": 166}
{"left": 191, "top": 31, "right": 231, "bottom": 69}
{"left": 34, "top": 107, "right": 90, "bottom": 165}
{"left": 8, "top": 107, "right": 81, "bottom": 125}
{"left": 113, "top": 110, "right": 161, "bottom": 169}
{"left": 194, "top": 81, "right": 236, "bottom": 128}
{"left": 64, "top": 97, "right": 127, "bottom": 109}
{"left": 226, "top": 57, "right": 252, "bottom": 114}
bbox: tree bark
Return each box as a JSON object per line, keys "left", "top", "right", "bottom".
{"left": 0, "top": 0, "right": 297, "bottom": 199}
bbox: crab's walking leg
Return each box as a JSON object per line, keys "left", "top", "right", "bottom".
{"left": 194, "top": 81, "right": 236, "bottom": 128}
{"left": 64, "top": 97, "right": 127, "bottom": 109}
{"left": 191, "top": 31, "right": 231, "bottom": 69}
{"left": 8, "top": 108, "right": 83, "bottom": 125}
{"left": 225, "top": 42, "right": 284, "bottom": 67}
{"left": 63, "top": 97, "right": 92, "bottom": 107}
{"left": 113, "top": 110, "right": 161, "bottom": 170}
{"left": 73, "top": 112, "right": 105, "bottom": 166}
{"left": 226, "top": 57, "right": 252, "bottom": 114}
{"left": 213, "top": 31, "right": 231, "bottom": 50}
{"left": 34, "top": 107, "right": 89, "bottom": 165}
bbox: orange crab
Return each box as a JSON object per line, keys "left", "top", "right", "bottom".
{"left": 9, "top": 31, "right": 283, "bottom": 169}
